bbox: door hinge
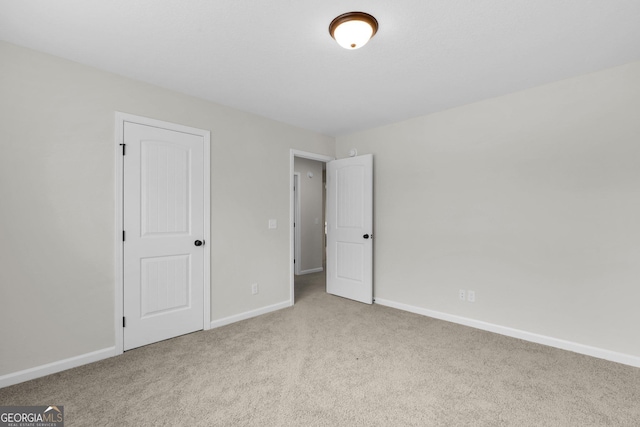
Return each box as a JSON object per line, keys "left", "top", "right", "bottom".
{"left": 122, "top": 230, "right": 125, "bottom": 242}
{"left": 123, "top": 317, "right": 126, "bottom": 327}
{"left": 119, "top": 143, "right": 126, "bottom": 155}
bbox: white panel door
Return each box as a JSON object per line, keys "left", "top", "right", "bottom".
{"left": 123, "top": 122, "right": 205, "bottom": 350}
{"left": 326, "top": 154, "right": 373, "bottom": 304}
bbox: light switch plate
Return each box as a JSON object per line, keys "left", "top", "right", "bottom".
{"left": 268, "top": 219, "right": 277, "bottom": 229}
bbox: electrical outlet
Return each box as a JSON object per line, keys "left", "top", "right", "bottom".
{"left": 459, "top": 289, "right": 466, "bottom": 301}
{"left": 251, "top": 283, "right": 259, "bottom": 295}
{"left": 467, "top": 290, "right": 475, "bottom": 302}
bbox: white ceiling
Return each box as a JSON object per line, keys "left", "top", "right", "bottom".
{"left": 1, "top": 1, "right": 640, "bottom": 136}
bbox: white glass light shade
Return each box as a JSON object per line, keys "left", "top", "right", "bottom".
{"left": 329, "top": 12, "right": 378, "bottom": 50}
{"left": 333, "top": 20, "right": 374, "bottom": 49}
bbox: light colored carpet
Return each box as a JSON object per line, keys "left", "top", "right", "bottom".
{"left": 1, "top": 272, "right": 639, "bottom": 426}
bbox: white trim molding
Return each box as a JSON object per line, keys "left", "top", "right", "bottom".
{"left": 374, "top": 298, "right": 640, "bottom": 369}
{"left": 293, "top": 172, "right": 301, "bottom": 276}
{"left": 300, "top": 267, "right": 324, "bottom": 275}
{"left": 0, "top": 347, "right": 116, "bottom": 389}
{"left": 210, "top": 301, "right": 290, "bottom": 329}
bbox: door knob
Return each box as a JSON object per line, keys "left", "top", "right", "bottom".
{"left": 363, "top": 234, "right": 370, "bottom": 239}
{"left": 194, "top": 240, "right": 204, "bottom": 247}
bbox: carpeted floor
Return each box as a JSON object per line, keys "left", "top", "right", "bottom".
{"left": 1, "top": 271, "right": 639, "bottom": 426}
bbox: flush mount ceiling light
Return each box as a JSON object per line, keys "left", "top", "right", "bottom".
{"left": 329, "top": 12, "right": 378, "bottom": 50}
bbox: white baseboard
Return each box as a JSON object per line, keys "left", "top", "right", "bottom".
{"left": 299, "top": 267, "right": 324, "bottom": 275}
{"left": 7, "top": 299, "right": 635, "bottom": 389}
{"left": 210, "top": 300, "right": 291, "bottom": 329}
{"left": 0, "top": 347, "right": 116, "bottom": 389}
{"left": 374, "top": 298, "right": 640, "bottom": 369}
{"left": 2, "top": 302, "right": 291, "bottom": 388}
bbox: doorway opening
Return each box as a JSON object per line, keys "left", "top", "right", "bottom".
{"left": 289, "top": 150, "right": 334, "bottom": 305}
{"left": 290, "top": 150, "right": 374, "bottom": 306}
{"left": 293, "top": 158, "right": 326, "bottom": 301}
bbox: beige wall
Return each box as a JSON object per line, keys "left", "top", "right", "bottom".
{"left": 294, "top": 158, "right": 325, "bottom": 273}
{"left": 2, "top": 38, "right": 639, "bottom": 379}
{"left": 336, "top": 60, "right": 640, "bottom": 358}
{"left": 0, "top": 41, "right": 334, "bottom": 376}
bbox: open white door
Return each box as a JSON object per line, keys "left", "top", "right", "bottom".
{"left": 326, "top": 154, "right": 373, "bottom": 304}
{"left": 123, "top": 121, "right": 206, "bottom": 350}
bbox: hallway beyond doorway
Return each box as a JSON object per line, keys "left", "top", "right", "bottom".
{"left": 294, "top": 271, "right": 325, "bottom": 303}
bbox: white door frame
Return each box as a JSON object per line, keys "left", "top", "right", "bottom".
{"left": 289, "top": 150, "right": 334, "bottom": 305}
{"left": 115, "top": 112, "right": 211, "bottom": 355}
{"left": 293, "top": 173, "right": 301, "bottom": 275}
